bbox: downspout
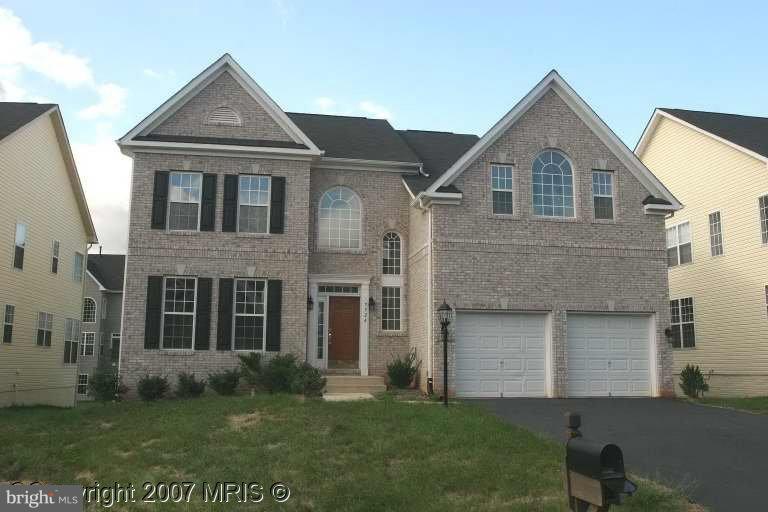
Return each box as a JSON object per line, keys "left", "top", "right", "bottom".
{"left": 426, "top": 206, "right": 434, "bottom": 386}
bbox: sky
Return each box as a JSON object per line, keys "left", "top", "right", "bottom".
{"left": 2, "top": 1, "right": 767, "bottom": 253}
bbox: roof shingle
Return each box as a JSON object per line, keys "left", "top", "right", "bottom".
{"left": 398, "top": 130, "right": 479, "bottom": 194}
{"left": 87, "top": 254, "right": 126, "bottom": 291}
{"left": 0, "top": 102, "right": 55, "bottom": 142}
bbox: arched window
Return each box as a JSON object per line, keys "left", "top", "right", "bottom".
{"left": 206, "top": 106, "right": 242, "bottom": 126}
{"left": 82, "top": 297, "right": 96, "bottom": 323}
{"left": 382, "top": 232, "right": 401, "bottom": 275}
{"left": 532, "top": 149, "right": 574, "bottom": 218}
{"left": 318, "top": 186, "right": 362, "bottom": 249}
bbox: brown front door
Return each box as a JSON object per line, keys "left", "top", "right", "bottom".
{"left": 328, "top": 296, "right": 360, "bottom": 367}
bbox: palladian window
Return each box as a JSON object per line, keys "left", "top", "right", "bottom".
{"left": 318, "top": 186, "right": 362, "bottom": 249}
{"left": 532, "top": 149, "right": 574, "bottom": 218}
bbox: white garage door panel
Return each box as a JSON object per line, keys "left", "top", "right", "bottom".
{"left": 567, "top": 314, "right": 651, "bottom": 397}
{"left": 456, "top": 313, "right": 547, "bottom": 398}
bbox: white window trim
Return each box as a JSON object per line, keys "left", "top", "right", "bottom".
{"left": 666, "top": 221, "right": 693, "bottom": 267}
{"left": 591, "top": 170, "right": 616, "bottom": 221}
{"left": 490, "top": 163, "right": 515, "bottom": 216}
{"left": 36, "top": 311, "right": 52, "bottom": 347}
{"left": 80, "top": 331, "right": 96, "bottom": 357}
{"left": 82, "top": 297, "right": 97, "bottom": 323}
{"left": 51, "top": 240, "right": 60, "bottom": 274}
{"left": 73, "top": 252, "right": 84, "bottom": 282}
{"left": 167, "top": 171, "right": 202, "bottom": 232}
{"left": 381, "top": 286, "right": 402, "bottom": 332}
{"left": 236, "top": 175, "right": 272, "bottom": 234}
{"left": 160, "top": 276, "right": 198, "bottom": 350}
{"left": 64, "top": 318, "right": 80, "bottom": 364}
{"left": 231, "top": 278, "right": 268, "bottom": 352}
{"left": 670, "top": 297, "right": 696, "bottom": 350}
{"left": 382, "top": 231, "right": 403, "bottom": 280}
{"left": 531, "top": 149, "right": 577, "bottom": 219}
{"left": 708, "top": 210, "right": 724, "bottom": 257}
{"left": 13, "top": 222, "right": 27, "bottom": 271}
{"left": 758, "top": 194, "right": 768, "bottom": 246}
{"left": 317, "top": 186, "right": 363, "bottom": 251}
{"left": 77, "top": 373, "right": 89, "bottom": 396}
{"left": 3, "top": 304, "right": 14, "bottom": 342}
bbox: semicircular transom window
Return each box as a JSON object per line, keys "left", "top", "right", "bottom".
{"left": 532, "top": 149, "right": 574, "bottom": 217}
{"left": 206, "top": 106, "right": 242, "bottom": 126}
{"left": 318, "top": 186, "right": 362, "bottom": 249}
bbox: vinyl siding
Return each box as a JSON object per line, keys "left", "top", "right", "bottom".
{"left": 640, "top": 116, "right": 768, "bottom": 396}
{"left": 0, "top": 113, "right": 89, "bottom": 407}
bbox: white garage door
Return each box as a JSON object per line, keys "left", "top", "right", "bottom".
{"left": 567, "top": 314, "right": 652, "bottom": 397}
{"left": 455, "top": 312, "right": 548, "bottom": 398}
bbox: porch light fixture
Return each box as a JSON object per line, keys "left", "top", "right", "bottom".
{"left": 437, "top": 300, "right": 454, "bottom": 406}
{"left": 368, "top": 297, "right": 376, "bottom": 310}
{"left": 307, "top": 296, "right": 314, "bottom": 311}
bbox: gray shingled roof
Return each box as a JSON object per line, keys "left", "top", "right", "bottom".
{"left": 287, "top": 112, "right": 421, "bottom": 163}
{"left": 660, "top": 108, "right": 768, "bottom": 159}
{"left": 134, "top": 134, "right": 307, "bottom": 149}
{"left": 398, "top": 130, "right": 480, "bottom": 194}
{"left": 0, "top": 102, "right": 55, "bottom": 142}
{"left": 87, "top": 254, "right": 126, "bottom": 291}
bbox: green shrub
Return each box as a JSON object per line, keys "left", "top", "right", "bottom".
{"left": 208, "top": 369, "right": 240, "bottom": 395}
{"left": 175, "top": 372, "right": 206, "bottom": 398}
{"left": 238, "top": 352, "right": 263, "bottom": 392}
{"left": 679, "top": 364, "right": 709, "bottom": 398}
{"left": 387, "top": 349, "right": 421, "bottom": 389}
{"left": 261, "top": 354, "right": 300, "bottom": 393}
{"left": 88, "top": 368, "right": 119, "bottom": 402}
{"left": 137, "top": 375, "right": 169, "bottom": 401}
{"left": 290, "top": 363, "right": 327, "bottom": 397}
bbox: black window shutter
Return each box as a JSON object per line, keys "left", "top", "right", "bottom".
{"left": 269, "top": 177, "right": 286, "bottom": 234}
{"left": 222, "top": 175, "right": 238, "bottom": 232}
{"left": 266, "top": 279, "right": 282, "bottom": 352}
{"left": 144, "top": 276, "right": 163, "bottom": 349}
{"left": 151, "top": 171, "right": 169, "bottom": 229}
{"left": 195, "top": 278, "right": 212, "bottom": 350}
{"left": 63, "top": 340, "right": 71, "bottom": 363}
{"left": 200, "top": 174, "right": 217, "bottom": 231}
{"left": 217, "top": 278, "right": 234, "bottom": 350}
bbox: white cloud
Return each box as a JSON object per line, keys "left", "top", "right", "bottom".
{"left": 314, "top": 97, "right": 337, "bottom": 113}
{"left": 72, "top": 137, "right": 132, "bottom": 253}
{"left": 312, "top": 97, "right": 395, "bottom": 120}
{"left": 0, "top": 7, "right": 125, "bottom": 119}
{"left": 143, "top": 68, "right": 175, "bottom": 79}
{"left": 359, "top": 100, "right": 394, "bottom": 120}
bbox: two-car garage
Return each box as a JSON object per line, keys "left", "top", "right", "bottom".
{"left": 455, "top": 311, "right": 654, "bottom": 398}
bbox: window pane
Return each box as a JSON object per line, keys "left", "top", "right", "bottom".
{"left": 238, "top": 205, "right": 269, "bottom": 233}
{"left": 532, "top": 150, "right": 573, "bottom": 217}
{"left": 168, "top": 202, "right": 199, "bottom": 230}
{"left": 677, "top": 222, "right": 691, "bottom": 244}
{"left": 382, "top": 287, "right": 401, "bottom": 331}
{"left": 382, "top": 233, "right": 401, "bottom": 274}
{"left": 709, "top": 212, "right": 723, "bottom": 256}
{"left": 670, "top": 325, "right": 682, "bottom": 349}
{"left": 682, "top": 324, "right": 696, "bottom": 348}
{"left": 492, "top": 190, "right": 514, "bottom": 215}
{"left": 14, "top": 224, "right": 26, "bottom": 246}
{"left": 760, "top": 196, "right": 768, "bottom": 244}
{"left": 594, "top": 196, "right": 614, "bottom": 220}
{"left": 666, "top": 227, "right": 677, "bottom": 248}
{"left": 667, "top": 247, "right": 679, "bottom": 267}
{"left": 319, "top": 186, "right": 361, "bottom": 249}
{"left": 169, "top": 172, "right": 202, "bottom": 202}
{"left": 234, "top": 316, "right": 264, "bottom": 350}
{"left": 82, "top": 298, "right": 96, "bottom": 323}
{"left": 162, "top": 315, "right": 194, "bottom": 349}
{"left": 679, "top": 243, "right": 692, "bottom": 264}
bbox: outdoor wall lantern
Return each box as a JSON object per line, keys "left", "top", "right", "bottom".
{"left": 436, "top": 300, "right": 454, "bottom": 406}
{"left": 368, "top": 297, "right": 376, "bottom": 310}
{"left": 307, "top": 296, "right": 314, "bottom": 311}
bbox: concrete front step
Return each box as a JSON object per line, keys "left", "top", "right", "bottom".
{"left": 325, "top": 375, "right": 386, "bottom": 394}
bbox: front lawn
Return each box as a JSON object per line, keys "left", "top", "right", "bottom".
{"left": 1, "top": 395, "right": 691, "bottom": 511}
{"left": 697, "top": 396, "right": 768, "bottom": 414}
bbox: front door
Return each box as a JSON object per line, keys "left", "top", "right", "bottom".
{"left": 328, "top": 296, "right": 360, "bottom": 369}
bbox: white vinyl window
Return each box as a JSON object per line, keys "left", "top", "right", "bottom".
{"left": 491, "top": 165, "right": 514, "bottom": 215}
{"left": 51, "top": 240, "right": 60, "bottom": 274}
{"left": 316, "top": 299, "right": 325, "bottom": 360}
{"left": 592, "top": 171, "right": 614, "bottom": 220}
{"left": 709, "top": 211, "right": 723, "bottom": 256}
{"left": 3, "top": 304, "right": 14, "bottom": 343}
{"left": 168, "top": 172, "right": 202, "bottom": 231}
{"left": 37, "top": 312, "right": 52, "bottom": 346}
{"left": 162, "top": 277, "right": 197, "bottom": 349}
{"left": 233, "top": 278, "right": 266, "bottom": 351}
{"left": 73, "top": 252, "right": 84, "bottom": 282}
{"left": 318, "top": 186, "right": 362, "bottom": 250}
{"left": 760, "top": 195, "right": 768, "bottom": 244}
{"left": 382, "top": 287, "right": 401, "bottom": 331}
{"left": 82, "top": 297, "right": 96, "bottom": 323}
{"left": 64, "top": 318, "right": 80, "bottom": 364}
{"left": 533, "top": 150, "right": 574, "bottom": 218}
{"left": 238, "top": 175, "right": 271, "bottom": 233}
{"left": 666, "top": 222, "right": 692, "bottom": 267}
{"left": 77, "top": 374, "right": 88, "bottom": 396}
{"left": 80, "top": 332, "right": 95, "bottom": 356}
{"left": 382, "top": 232, "right": 401, "bottom": 275}
{"left": 13, "top": 223, "right": 27, "bottom": 270}
{"left": 111, "top": 332, "right": 121, "bottom": 362}
{"left": 670, "top": 298, "right": 696, "bottom": 349}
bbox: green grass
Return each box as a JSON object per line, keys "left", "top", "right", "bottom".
{"left": 697, "top": 396, "right": 768, "bottom": 414}
{"left": 0, "top": 395, "right": 692, "bottom": 511}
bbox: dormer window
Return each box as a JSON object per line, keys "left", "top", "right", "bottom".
{"left": 206, "top": 107, "right": 242, "bottom": 126}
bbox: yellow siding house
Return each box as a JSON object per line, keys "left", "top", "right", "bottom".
{"left": 0, "top": 103, "right": 98, "bottom": 407}
{"left": 637, "top": 108, "right": 768, "bottom": 396}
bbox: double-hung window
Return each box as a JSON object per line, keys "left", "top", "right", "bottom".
{"left": 233, "top": 278, "right": 266, "bottom": 350}
{"left": 670, "top": 298, "right": 695, "bottom": 348}
{"left": 77, "top": 374, "right": 89, "bottom": 396}
{"left": 64, "top": 318, "right": 80, "bottom": 363}
{"left": 162, "top": 277, "right": 196, "bottom": 349}
{"left": 51, "top": 240, "right": 60, "bottom": 273}
{"left": 382, "top": 232, "right": 403, "bottom": 331}
{"left": 592, "top": 171, "right": 614, "bottom": 220}
{"left": 709, "top": 211, "right": 723, "bottom": 256}
{"left": 168, "top": 172, "right": 202, "bottom": 231}
{"left": 111, "top": 333, "right": 121, "bottom": 362}
{"left": 666, "top": 222, "right": 692, "bottom": 267}
{"left": 3, "top": 305, "right": 14, "bottom": 343}
{"left": 73, "top": 252, "right": 84, "bottom": 282}
{"left": 13, "top": 223, "right": 26, "bottom": 270}
{"left": 80, "top": 332, "right": 95, "bottom": 356}
{"left": 238, "top": 175, "right": 271, "bottom": 233}
{"left": 37, "top": 312, "right": 52, "bottom": 346}
{"left": 383, "top": 232, "right": 401, "bottom": 275}
{"left": 382, "top": 287, "right": 401, "bottom": 331}
{"left": 82, "top": 298, "right": 96, "bottom": 323}
{"left": 760, "top": 195, "right": 768, "bottom": 244}
{"left": 491, "top": 165, "right": 514, "bottom": 215}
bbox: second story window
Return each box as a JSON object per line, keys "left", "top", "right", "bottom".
{"left": 82, "top": 297, "right": 96, "bottom": 323}
{"left": 3, "top": 305, "right": 14, "bottom": 343}
{"left": 168, "top": 172, "right": 202, "bottom": 231}
{"left": 709, "top": 211, "right": 723, "bottom": 256}
{"left": 51, "top": 240, "right": 60, "bottom": 273}
{"left": 670, "top": 298, "right": 695, "bottom": 348}
{"left": 238, "top": 175, "right": 271, "bottom": 233}
{"left": 13, "top": 223, "right": 27, "bottom": 270}
{"left": 382, "top": 232, "right": 401, "bottom": 275}
{"left": 666, "top": 222, "right": 692, "bottom": 267}
{"left": 37, "top": 312, "right": 52, "bottom": 347}
{"left": 73, "top": 252, "right": 84, "bottom": 282}
{"left": 592, "top": 171, "right": 614, "bottom": 220}
{"left": 491, "top": 165, "right": 514, "bottom": 215}
{"left": 533, "top": 150, "right": 574, "bottom": 218}
{"left": 760, "top": 195, "right": 768, "bottom": 244}
{"left": 318, "top": 186, "right": 362, "bottom": 250}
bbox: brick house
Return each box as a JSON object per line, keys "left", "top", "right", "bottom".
{"left": 117, "top": 54, "right": 680, "bottom": 398}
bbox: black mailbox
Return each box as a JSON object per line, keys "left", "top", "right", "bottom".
{"left": 566, "top": 437, "right": 637, "bottom": 508}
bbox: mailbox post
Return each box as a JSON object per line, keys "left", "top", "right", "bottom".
{"left": 564, "top": 413, "right": 638, "bottom": 511}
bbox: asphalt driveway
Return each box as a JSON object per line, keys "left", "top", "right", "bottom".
{"left": 473, "top": 398, "right": 768, "bottom": 511}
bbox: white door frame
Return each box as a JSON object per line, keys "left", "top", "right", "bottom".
{"left": 308, "top": 274, "right": 371, "bottom": 376}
